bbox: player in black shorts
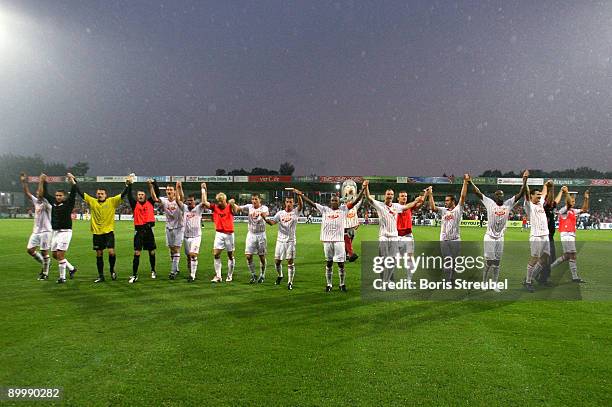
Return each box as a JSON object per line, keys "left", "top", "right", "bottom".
{"left": 125, "top": 178, "right": 159, "bottom": 283}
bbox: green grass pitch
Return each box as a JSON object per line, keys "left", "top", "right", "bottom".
{"left": 1, "top": 219, "right": 611, "bottom": 406}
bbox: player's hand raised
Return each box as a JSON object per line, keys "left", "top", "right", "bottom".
{"left": 561, "top": 185, "right": 568, "bottom": 193}
{"left": 545, "top": 179, "right": 554, "bottom": 187}
{"left": 201, "top": 182, "right": 207, "bottom": 189}
{"left": 362, "top": 180, "right": 369, "bottom": 188}
{"left": 463, "top": 174, "right": 470, "bottom": 181}
{"left": 293, "top": 188, "right": 303, "bottom": 196}
{"left": 522, "top": 169, "right": 529, "bottom": 178}
{"left": 19, "top": 172, "right": 27, "bottom": 183}
{"left": 584, "top": 190, "right": 590, "bottom": 199}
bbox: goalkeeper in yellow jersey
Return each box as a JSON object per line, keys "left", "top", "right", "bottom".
{"left": 72, "top": 173, "right": 128, "bottom": 283}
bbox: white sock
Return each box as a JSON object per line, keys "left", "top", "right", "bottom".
{"left": 227, "top": 259, "right": 235, "bottom": 278}
{"left": 339, "top": 266, "right": 346, "bottom": 286}
{"left": 288, "top": 264, "right": 295, "bottom": 284}
{"left": 190, "top": 257, "right": 198, "bottom": 278}
{"left": 492, "top": 265, "right": 500, "bottom": 283}
{"left": 247, "top": 261, "right": 256, "bottom": 277}
{"left": 214, "top": 258, "right": 222, "bottom": 279}
{"left": 59, "top": 260, "right": 67, "bottom": 279}
{"left": 43, "top": 255, "right": 51, "bottom": 276}
{"left": 259, "top": 261, "right": 266, "bottom": 278}
{"left": 172, "top": 254, "right": 180, "bottom": 274}
{"left": 482, "top": 265, "right": 492, "bottom": 282}
{"left": 406, "top": 256, "right": 415, "bottom": 282}
{"left": 275, "top": 263, "right": 283, "bottom": 277}
{"left": 325, "top": 266, "right": 333, "bottom": 286}
{"left": 32, "top": 252, "right": 43, "bottom": 264}
{"left": 551, "top": 256, "right": 565, "bottom": 268}
{"left": 526, "top": 264, "right": 535, "bottom": 284}
{"left": 569, "top": 260, "right": 579, "bottom": 279}
{"left": 64, "top": 259, "right": 75, "bottom": 271}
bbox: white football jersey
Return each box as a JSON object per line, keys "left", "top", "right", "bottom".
{"left": 31, "top": 195, "right": 52, "bottom": 234}
{"left": 183, "top": 204, "right": 204, "bottom": 238}
{"left": 482, "top": 196, "right": 516, "bottom": 239}
{"left": 160, "top": 197, "right": 185, "bottom": 229}
{"left": 370, "top": 199, "right": 403, "bottom": 238}
{"left": 524, "top": 197, "right": 549, "bottom": 237}
{"left": 316, "top": 203, "right": 349, "bottom": 242}
{"left": 272, "top": 208, "right": 300, "bottom": 242}
{"left": 240, "top": 204, "right": 269, "bottom": 234}
{"left": 437, "top": 205, "right": 462, "bottom": 241}
{"left": 344, "top": 200, "right": 361, "bottom": 229}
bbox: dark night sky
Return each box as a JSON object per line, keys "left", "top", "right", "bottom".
{"left": 1, "top": 0, "right": 611, "bottom": 176}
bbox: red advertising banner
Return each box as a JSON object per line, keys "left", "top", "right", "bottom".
{"left": 248, "top": 175, "right": 293, "bottom": 183}
{"left": 590, "top": 179, "right": 612, "bottom": 186}
{"left": 318, "top": 176, "right": 364, "bottom": 183}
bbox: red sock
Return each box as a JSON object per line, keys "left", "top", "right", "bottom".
{"left": 345, "top": 235, "right": 353, "bottom": 256}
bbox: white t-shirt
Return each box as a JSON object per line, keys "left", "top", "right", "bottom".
{"left": 344, "top": 200, "right": 361, "bottom": 229}
{"left": 437, "top": 205, "right": 462, "bottom": 241}
{"left": 524, "top": 196, "right": 549, "bottom": 237}
{"left": 240, "top": 204, "right": 269, "bottom": 234}
{"left": 272, "top": 208, "right": 300, "bottom": 242}
{"left": 160, "top": 197, "right": 185, "bottom": 229}
{"left": 183, "top": 204, "right": 205, "bottom": 238}
{"left": 482, "top": 196, "right": 516, "bottom": 239}
{"left": 369, "top": 199, "right": 404, "bottom": 238}
{"left": 31, "top": 195, "right": 52, "bottom": 234}
{"left": 315, "top": 203, "right": 349, "bottom": 242}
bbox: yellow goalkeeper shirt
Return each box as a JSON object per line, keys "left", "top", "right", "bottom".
{"left": 84, "top": 193, "right": 123, "bottom": 235}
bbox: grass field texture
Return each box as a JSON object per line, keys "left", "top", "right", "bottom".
{"left": 1, "top": 219, "right": 611, "bottom": 406}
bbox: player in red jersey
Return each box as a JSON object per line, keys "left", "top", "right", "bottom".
{"left": 396, "top": 190, "right": 426, "bottom": 281}
{"left": 201, "top": 183, "right": 240, "bottom": 282}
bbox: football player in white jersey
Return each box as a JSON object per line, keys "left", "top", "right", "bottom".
{"left": 427, "top": 175, "right": 468, "bottom": 280}
{"left": 550, "top": 186, "right": 589, "bottom": 282}
{"left": 364, "top": 182, "right": 425, "bottom": 284}
{"left": 262, "top": 193, "right": 303, "bottom": 290}
{"left": 20, "top": 173, "right": 53, "bottom": 279}
{"left": 297, "top": 183, "right": 366, "bottom": 292}
{"left": 469, "top": 171, "right": 528, "bottom": 290}
{"left": 150, "top": 181, "right": 185, "bottom": 280}
{"left": 238, "top": 194, "right": 270, "bottom": 283}
{"left": 182, "top": 192, "right": 206, "bottom": 283}
{"left": 523, "top": 179, "right": 551, "bottom": 292}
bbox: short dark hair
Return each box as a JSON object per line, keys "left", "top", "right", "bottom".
{"left": 188, "top": 194, "right": 196, "bottom": 199}
{"left": 385, "top": 189, "right": 394, "bottom": 194}
{"left": 446, "top": 194, "right": 456, "bottom": 203}
{"left": 398, "top": 190, "right": 408, "bottom": 195}
{"left": 96, "top": 188, "right": 108, "bottom": 194}
{"left": 530, "top": 189, "right": 541, "bottom": 195}
{"left": 56, "top": 189, "right": 66, "bottom": 195}
{"left": 251, "top": 193, "right": 260, "bottom": 198}
{"left": 285, "top": 196, "right": 294, "bottom": 201}
{"left": 166, "top": 184, "right": 175, "bottom": 189}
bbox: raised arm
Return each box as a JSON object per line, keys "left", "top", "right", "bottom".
{"left": 20, "top": 173, "right": 33, "bottom": 200}
{"left": 581, "top": 190, "right": 590, "bottom": 212}
{"left": 514, "top": 170, "right": 529, "bottom": 203}
{"left": 349, "top": 181, "right": 368, "bottom": 207}
{"left": 293, "top": 188, "right": 316, "bottom": 208}
{"left": 148, "top": 179, "right": 160, "bottom": 202}
{"left": 458, "top": 174, "right": 469, "bottom": 206}
{"left": 39, "top": 174, "right": 53, "bottom": 203}
{"left": 542, "top": 180, "right": 553, "bottom": 204}
{"left": 176, "top": 181, "right": 184, "bottom": 205}
{"left": 297, "top": 193, "right": 303, "bottom": 214}
{"left": 125, "top": 179, "right": 136, "bottom": 209}
{"left": 554, "top": 185, "right": 568, "bottom": 206}
{"left": 228, "top": 198, "right": 241, "bottom": 215}
{"left": 426, "top": 186, "right": 438, "bottom": 212}
{"left": 404, "top": 194, "right": 425, "bottom": 211}
{"left": 66, "top": 174, "right": 78, "bottom": 209}
{"left": 469, "top": 178, "right": 484, "bottom": 200}
{"left": 200, "top": 182, "right": 211, "bottom": 208}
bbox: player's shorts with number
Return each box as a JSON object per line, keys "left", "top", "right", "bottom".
{"left": 560, "top": 233, "right": 576, "bottom": 253}
{"left": 275, "top": 240, "right": 296, "bottom": 260}
{"left": 529, "top": 236, "right": 550, "bottom": 257}
{"left": 397, "top": 234, "right": 414, "bottom": 255}
{"left": 51, "top": 230, "right": 72, "bottom": 252}
{"left": 484, "top": 234, "right": 504, "bottom": 261}
{"left": 27, "top": 231, "right": 52, "bottom": 251}
{"left": 184, "top": 236, "right": 202, "bottom": 254}
{"left": 245, "top": 232, "right": 267, "bottom": 255}
{"left": 213, "top": 231, "right": 234, "bottom": 251}
{"left": 323, "top": 241, "right": 345, "bottom": 262}
{"left": 165, "top": 227, "right": 184, "bottom": 247}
